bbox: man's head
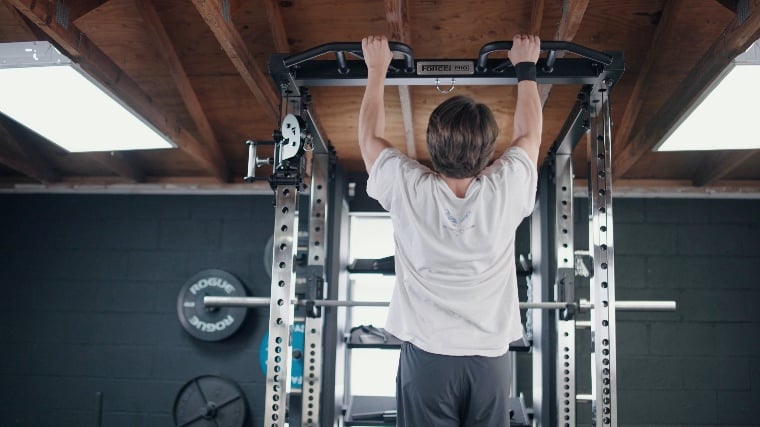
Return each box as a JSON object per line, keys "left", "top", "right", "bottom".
{"left": 426, "top": 95, "right": 499, "bottom": 179}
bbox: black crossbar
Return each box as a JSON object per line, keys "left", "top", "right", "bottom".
{"left": 271, "top": 40, "right": 620, "bottom": 88}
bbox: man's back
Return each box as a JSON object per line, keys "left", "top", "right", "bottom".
{"left": 367, "top": 145, "right": 536, "bottom": 356}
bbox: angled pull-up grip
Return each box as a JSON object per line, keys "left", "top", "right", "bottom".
{"left": 283, "top": 42, "right": 415, "bottom": 73}
{"left": 476, "top": 41, "right": 614, "bottom": 72}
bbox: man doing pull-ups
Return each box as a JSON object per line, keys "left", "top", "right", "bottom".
{"left": 359, "top": 34, "right": 542, "bottom": 426}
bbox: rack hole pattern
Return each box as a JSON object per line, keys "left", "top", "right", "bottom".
{"left": 264, "top": 185, "right": 298, "bottom": 426}
{"left": 589, "top": 93, "right": 617, "bottom": 426}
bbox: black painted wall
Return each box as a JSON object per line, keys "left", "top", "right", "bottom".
{"left": 0, "top": 194, "right": 275, "bottom": 426}
{"left": 597, "top": 198, "right": 760, "bottom": 426}
{"left": 1, "top": 194, "right": 759, "bottom": 426}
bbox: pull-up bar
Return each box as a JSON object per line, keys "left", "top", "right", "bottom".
{"left": 283, "top": 41, "right": 415, "bottom": 71}
{"left": 269, "top": 40, "right": 623, "bottom": 87}
{"left": 476, "top": 40, "right": 614, "bottom": 71}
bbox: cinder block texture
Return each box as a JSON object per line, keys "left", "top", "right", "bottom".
{"left": 2, "top": 195, "right": 760, "bottom": 427}
{"left": 569, "top": 198, "right": 760, "bottom": 426}
{"left": 0, "top": 194, "right": 273, "bottom": 427}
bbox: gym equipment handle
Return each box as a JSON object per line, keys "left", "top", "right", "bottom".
{"left": 283, "top": 42, "right": 415, "bottom": 72}
{"left": 476, "top": 41, "right": 614, "bottom": 72}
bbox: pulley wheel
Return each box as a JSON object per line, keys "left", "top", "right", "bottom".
{"left": 280, "top": 113, "right": 306, "bottom": 161}
{"left": 173, "top": 375, "right": 247, "bottom": 427}
{"left": 177, "top": 269, "right": 248, "bottom": 341}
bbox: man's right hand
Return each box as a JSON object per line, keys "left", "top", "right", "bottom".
{"left": 362, "top": 35, "right": 393, "bottom": 73}
{"left": 508, "top": 34, "right": 540, "bottom": 65}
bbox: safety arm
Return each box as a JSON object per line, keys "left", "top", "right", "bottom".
{"left": 358, "top": 67, "right": 392, "bottom": 173}
{"left": 511, "top": 79, "right": 543, "bottom": 166}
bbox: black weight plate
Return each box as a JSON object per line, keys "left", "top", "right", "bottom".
{"left": 174, "top": 375, "right": 247, "bottom": 427}
{"left": 177, "top": 270, "right": 248, "bottom": 342}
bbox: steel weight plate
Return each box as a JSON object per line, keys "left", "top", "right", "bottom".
{"left": 174, "top": 375, "right": 247, "bottom": 427}
{"left": 177, "top": 270, "right": 248, "bottom": 341}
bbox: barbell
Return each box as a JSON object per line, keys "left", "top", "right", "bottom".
{"left": 203, "top": 296, "right": 676, "bottom": 311}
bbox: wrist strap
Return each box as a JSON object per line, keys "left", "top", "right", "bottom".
{"left": 515, "top": 62, "right": 537, "bottom": 82}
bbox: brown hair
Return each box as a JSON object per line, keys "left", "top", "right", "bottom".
{"left": 426, "top": 95, "right": 499, "bottom": 178}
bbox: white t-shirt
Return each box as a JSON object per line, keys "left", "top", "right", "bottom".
{"left": 366, "top": 146, "right": 537, "bottom": 357}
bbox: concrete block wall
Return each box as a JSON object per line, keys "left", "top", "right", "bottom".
{"left": 1, "top": 194, "right": 759, "bottom": 426}
{"left": 576, "top": 198, "right": 760, "bottom": 426}
{"left": 0, "top": 194, "right": 275, "bottom": 426}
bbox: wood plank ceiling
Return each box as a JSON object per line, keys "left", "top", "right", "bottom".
{"left": 0, "top": 0, "right": 759, "bottom": 194}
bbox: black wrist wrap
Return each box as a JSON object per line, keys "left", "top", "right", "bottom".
{"left": 515, "top": 62, "right": 537, "bottom": 82}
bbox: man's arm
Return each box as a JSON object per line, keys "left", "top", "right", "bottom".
{"left": 358, "top": 35, "right": 394, "bottom": 173}
{"left": 508, "top": 34, "right": 542, "bottom": 166}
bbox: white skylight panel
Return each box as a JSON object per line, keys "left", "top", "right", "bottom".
{"left": 0, "top": 41, "right": 174, "bottom": 153}
{"left": 655, "top": 41, "right": 760, "bottom": 152}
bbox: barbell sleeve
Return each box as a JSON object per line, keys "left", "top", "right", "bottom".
{"left": 578, "top": 299, "right": 677, "bottom": 311}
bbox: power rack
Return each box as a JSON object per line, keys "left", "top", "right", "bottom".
{"left": 212, "top": 40, "right": 669, "bottom": 427}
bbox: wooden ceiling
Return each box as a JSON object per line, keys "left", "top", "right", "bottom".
{"left": 1, "top": 0, "right": 759, "bottom": 194}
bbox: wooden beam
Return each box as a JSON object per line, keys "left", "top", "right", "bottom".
{"left": 135, "top": 0, "right": 229, "bottom": 181}
{"left": 87, "top": 151, "right": 145, "bottom": 182}
{"left": 530, "top": 0, "right": 545, "bottom": 35}
{"left": 611, "top": 0, "right": 683, "bottom": 176}
{"left": 573, "top": 178, "right": 760, "bottom": 197}
{"left": 386, "top": 0, "right": 411, "bottom": 42}
{"left": 192, "top": 0, "right": 280, "bottom": 121}
{"left": 8, "top": 0, "right": 227, "bottom": 182}
{"left": 613, "top": 0, "right": 760, "bottom": 176}
{"left": 555, "top": 0, "right": 588, "bottom": 40}
{"left": 0, "top": 178, "right": 273, "bottom": 194}
{"left": 0, "top": 119, "right": 60, "bottom": 183}
{"left": 715, "top": 0, "right": 739, "bottom": 13}
{"left": 397, "top": 86, "right": 416, "bottom": 158}
{"left": 53, "top": 0, "right": 106, "bottom": 24}
{"left": 538, "top": 0, "right": 589, "bottom": 106}
{"left": 2, "top": 0, "right": 43, "bottom": 39}
{"left": 263, "top": 0, "right": 289, "bottom": 53}
{"left": 692, "top": 150, "right": 756, "bottom": 186}
{"left": 385, "top": 0, "right": 417, "bottom": 158}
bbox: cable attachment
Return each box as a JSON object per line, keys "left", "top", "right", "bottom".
{"left": 244, "top": 140, "right": 274, "bottom": 182}
{"left": 435, "top": 78, "right": 456, "bottom": 94}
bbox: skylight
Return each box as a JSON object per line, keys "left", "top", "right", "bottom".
{"left": 0, "top": 41, "right": 174, "bottom": 153}
{"left": 655, "top": 41, "right": 760, "bottom": 152}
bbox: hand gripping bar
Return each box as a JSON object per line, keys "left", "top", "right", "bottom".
{"left": 476, "top": 40, "right": 614, "bottom": 72}
{"left": 283, "top": 42, "right": 415, "bottom": 73}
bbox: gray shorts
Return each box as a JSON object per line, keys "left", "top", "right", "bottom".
{"left": 396, "top": 342, "right": 512, "bottom": 427}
